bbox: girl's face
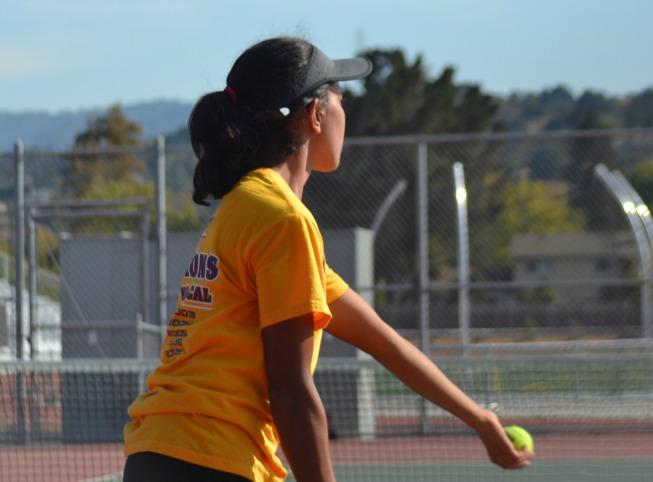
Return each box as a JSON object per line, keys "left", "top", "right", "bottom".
{"left": 309, "top": 83, "right": 346, "bottom": 173}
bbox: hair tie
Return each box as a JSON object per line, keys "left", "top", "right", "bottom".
{"left": 225, "top": 86, "right": 238, "bottom": 103}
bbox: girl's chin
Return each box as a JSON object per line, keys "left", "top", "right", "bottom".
{"left": 313, "top": 160, "right": 341, "bottom": 173}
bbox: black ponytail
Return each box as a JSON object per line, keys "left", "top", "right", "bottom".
{"left": 189, "top": 90, "right": 259, "bottom": 204}
{"left": 190, "top": 37, "right": 329, "bottom": 205}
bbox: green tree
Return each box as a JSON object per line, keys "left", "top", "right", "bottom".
{"left": 66, "top": 104, "right": 144, "bottom": 198}
{"left": 343, "top": 49, "right": 427, "bottom": 136}
{"left": 501, "top": 87, "right": 622, "bottom": 132}
{"left": 35, "top": 224, "right": 60, "bottom": 272}
{"left": 624, "top": 88, "right": 653, "bottom": 127}
{"left": 60, "top": 105, "right": 148, "bottom": 235}
{"left": 167, "top": 196, "right": 203, "bottom": 232}
{"left": 305, "top": 48, "right": 503, "bottom": 285}
{"left": 565, "top": 111, "right": 621, "bottom": 230}
{"left": 628, "top": 158, "right": 653, "bottom": 207}
{"left": 83, "top": 179, "right": 204, "bottom": 233}
{"left": 499, "top": 179, "right": 584, "bottom": 234}
{"left": 562, "top": 91, "right": 621, "bottom": 130}
{"left": 476, "top": 178, "right": 585, "bottom": 272}
{"left": 78, "top": 179, "right": 153, "bottom": 233}
{"left": 344, "top": 50, "right": 500, "bottom": 136}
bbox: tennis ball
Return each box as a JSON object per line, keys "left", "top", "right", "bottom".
{"left": 504, "top": 425, "right": 534, "bottom": 452}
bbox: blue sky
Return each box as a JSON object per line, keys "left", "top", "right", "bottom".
{"left": 1, "top": 0, "right": 652, "bottom": 112}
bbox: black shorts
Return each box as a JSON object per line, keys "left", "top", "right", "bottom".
{"left": 123, "top": 452, "right": 251, "bottom": 482}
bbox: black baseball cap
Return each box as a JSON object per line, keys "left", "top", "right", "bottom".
{"left": 279, "top": 45, "right": 373, "bottom": 109}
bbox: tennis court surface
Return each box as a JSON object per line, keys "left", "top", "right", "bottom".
{"left": 2, "top": 354, "right": 652, "bottom": 481}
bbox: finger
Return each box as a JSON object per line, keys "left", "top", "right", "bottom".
{"left": 519, "top": 449, "right": 535, "bottom": 460}
{"left": 510, "top": 451, "right": 534, "bottom": 469}
{"left": 501, "top": 458, "right": 531, "bottom": 470}
{"left": 496, "top": 450, "right": 533, "bottom": 469}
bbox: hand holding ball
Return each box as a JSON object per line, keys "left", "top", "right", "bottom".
{"left": 504, "top": 425, "right": 534, "bottom": 453}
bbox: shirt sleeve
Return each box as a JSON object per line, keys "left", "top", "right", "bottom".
{"left": 251, "top": 213, "right": 331, "bottom": 330}
{"left": 325, "top": 264, "right": 349, "bottom": 303}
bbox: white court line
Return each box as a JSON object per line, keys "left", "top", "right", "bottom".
{"left": 79, "top": 473, "right": 122, "bottom": 482}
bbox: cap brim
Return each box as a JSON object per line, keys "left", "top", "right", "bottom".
{"left": 329, "top": 57, "right": 373, "bottom": 82}
{"left": 275, "top": 48, "right": 374, "bottom": 108}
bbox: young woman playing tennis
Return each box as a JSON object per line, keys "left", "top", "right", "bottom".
{"left": 123, "top": 37, "right": 532, "bottom": 482}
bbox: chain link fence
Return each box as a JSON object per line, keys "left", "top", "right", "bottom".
{"left": 322, "top": 129, "right": 653, "bottom": 353}
{"left": 1, "top": 143, "right": 164, "bottom": 362}
{"left": 1, "top": 128, "right": 653, "bottom": 362}
{"left": 2, "top": 128, "right": 653, "bottom": 481}
{"left": 2, "top": 355, "right": 653, "bottom": 481}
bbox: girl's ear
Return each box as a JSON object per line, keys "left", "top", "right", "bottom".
{"left": 304, "top": 98, "right": 324, "bottom": 134}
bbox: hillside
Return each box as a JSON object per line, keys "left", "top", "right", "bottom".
{"left": 0, "top": 100, "right": 192, "bottom": 152}
{"left": 495, "top": 86, "right": 653, "bottom": 131}
{"left": 2, "top": 85, "right": 653, "bottom": 154}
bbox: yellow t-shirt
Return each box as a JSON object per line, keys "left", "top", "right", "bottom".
{"left": 123, "top": 168, "right": 349, "bottom": 481}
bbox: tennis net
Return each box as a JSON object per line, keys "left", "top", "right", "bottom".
{"left": 1, "top": 354, "right": 652, "bottom": 481}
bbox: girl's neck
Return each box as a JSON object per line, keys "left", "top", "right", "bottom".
{"left": 272, "top": 151, "right": 311, "bottom": 199}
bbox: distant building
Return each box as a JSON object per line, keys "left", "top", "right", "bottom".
{"left": 509, "top": 231, "right": 636, "bottom": 303}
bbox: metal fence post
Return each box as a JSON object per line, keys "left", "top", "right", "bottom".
{"left": 453, "top": 162, "right": 471, "bottom": 352}
{"left": 156, "top": 135, "right": 168, "bottom": 332}
{"left": 27, "top": 208, "right": 37, "bottom": 359}
{"left": 416, "top": 142, "right": 430, "bottom": 354}
{"left": 136, "top": 211, "right": 147, "bottom": 362}
{"left": 595, "top": 165, "right": 653, "bottom": 339}
{"left": 612, "top": 171, "right": 653, "bottom": 248}
{"left": 14, "top": 140, "right": 25, "bottom": 360}
{"left": 26, "top": 208, "right": 41, "bottom": 438}
{"left": 610, "top": 170, "right": 653, "bottom": 339}
{"left": 141, "top": 209, "right": 151, "bottom": 326}
{"left": 13, "top": 139, "right": 26, "bottom": 443}
{"left": 416, "top": 141, "right": 429, "bottom": 433}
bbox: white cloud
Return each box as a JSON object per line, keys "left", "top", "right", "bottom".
{"left": 0, "top": 46, "right": 59, "bottom": 80}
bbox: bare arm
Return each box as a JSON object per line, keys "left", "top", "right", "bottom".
{"left": 262, "top": 315, "right": 336, "bottom": 482}
{"left": 326, "top": 289, "right": 532, "bottom": 469}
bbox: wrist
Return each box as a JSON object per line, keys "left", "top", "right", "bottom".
{"left": 463, "top": 406, "right": 497, "bottom": 433}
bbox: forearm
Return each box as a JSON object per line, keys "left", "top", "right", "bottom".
{"left": 327, "top": 290, "right": 533, "bottom": 470}
{"left": 269, "top": 382, "right": 335, "bottom": 482}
